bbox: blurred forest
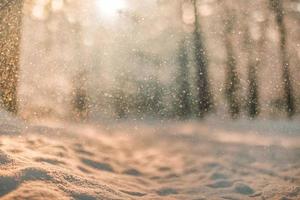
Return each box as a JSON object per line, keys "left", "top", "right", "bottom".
{"left": 1, "top": 0, "right": 300, "bottom": 121}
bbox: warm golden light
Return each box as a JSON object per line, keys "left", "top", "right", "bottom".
{"left": 96, "top": 0, "right": 127, "bottom": 18}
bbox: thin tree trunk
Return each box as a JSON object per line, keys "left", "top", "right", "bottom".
{"left": 244, "top": 25, "right": 260, "bottom": 118}
{"left": 223, "top": 8, "right": 240, "bottom": 119}
{"left": 176, "top": 38, "right": 191, "bottom": 118}
{"left": 224, "top": 40, "right": 240, "bottom": 119}
{"left": 72, "top": 23, "right": 89, "bottom": 121}
{"left": 0, "top": 0, "right": 23, "bottom": 113}
{"left": 193, "top": 0, "right": 212, "bottom": 118}
{"left": 270, "top": 0, "right": 295, "bottom": 117}
{"left": 247, "top": 60, "right": 259, "bottom": 118}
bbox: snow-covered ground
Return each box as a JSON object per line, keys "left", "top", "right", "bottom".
{"left": 0, "top": 112, "right": 299, "bottom": 199}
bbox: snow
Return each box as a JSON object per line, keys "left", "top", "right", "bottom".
{"left": 1, "top": 0, "right": 300, "bottom": 199}
{"left": 0, "top": 112, "right": 299, "bottom": 199}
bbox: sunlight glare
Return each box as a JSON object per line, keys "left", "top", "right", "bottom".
{"left": 96, "top": 0, "right": 127, "bottom": 18}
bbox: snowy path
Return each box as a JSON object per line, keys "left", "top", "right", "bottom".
{"left": 0, "top": 119, "right": 299, "bottom": 199}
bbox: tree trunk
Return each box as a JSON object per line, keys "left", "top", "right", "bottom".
{"left": 71, "top": 23, "right": 90, "bottom": 121}
{"left": 244, "top": 25, "right": 260, "bottom": 119}
{"left": 270, "top": 0, "right": 295, "bottom": 117}
{"left": 193, "top": 0, "right": 212, "bottom": 118}
{"left": 0, "top": 0, "right": 23, "bottom": 113}
{"left": 224, "top": 9, "right": 240, "bottom": 119}
{"left": 247, "top": 61, "right": 259, "bottom": 118}
{"left": 72, "top": 71, "right": 89, "bottom": 121}
{"left": 176, "top": 38, "right": 191, "bottom": 118}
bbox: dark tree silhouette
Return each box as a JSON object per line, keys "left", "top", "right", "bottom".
{"left": 247, "top": 57, "right": 259, "bottom": 118}
{"left": 244, "top": 21, "right": 262, "bottom": 119}
{"left": 70, "top": 22, "right": 90, "bottom": 121}
{"left": 0, "top": 0, "right": 23, "bottom": 113}
{"left": 113, "top": 88, "right": 127, "bottom": 119}
{"left": 223, "top": 8, "right": 240, "bottom": 119}
{"left": 192, "top": 0, "right": 213, "bottom": 118}
{"left": 175, "top": 38, "right": 191, "bottom": 118}
{"left": 72, "top": 71, "right": 89, "bottom": 121}
{"left": 269, "top": 0, "right": 295, "bottom": 117}
{"left": 135, "top": 80, "right": 164, "bottom": 117}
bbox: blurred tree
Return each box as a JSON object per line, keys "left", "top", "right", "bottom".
{"left": 113, "top": 71, "right": 134, "bottom": 119}
{"left": 132, "top": 50, "right": 165, "bottom": 118}
{"left": 70, "top": 17, "right": 92, "bottom": 121}
{"left": 269, "top": 0, "right": 295, "bottom": 117}
{"left": 135, "top": 79, "right": 164, "bottom": 118}
{"left": 192, "top": 0, "right": 213, "bottom": 118}
{"left": 245, "top": 27, "right": 260, "bottom": 119}
{"left": 175, "top": 38, "right": 191, "bottom": 118}
{"left": 243, "top": 8, "right": 267, "bottom": 119}
{"left": 71, "top": 71, "right": 89, "bottom": 121}
{"left": 0, "top": 0, "right": 23, "bottom": 113}
{"left": 223, "top": 7, "right": 240, "bottom": 119}
{"left": 113, "top": 88, "right": 127, "bottom": 119}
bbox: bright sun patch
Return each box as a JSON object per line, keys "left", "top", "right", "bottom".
{"left": 96, "top": 0, "right": 127, "bottom": 18}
